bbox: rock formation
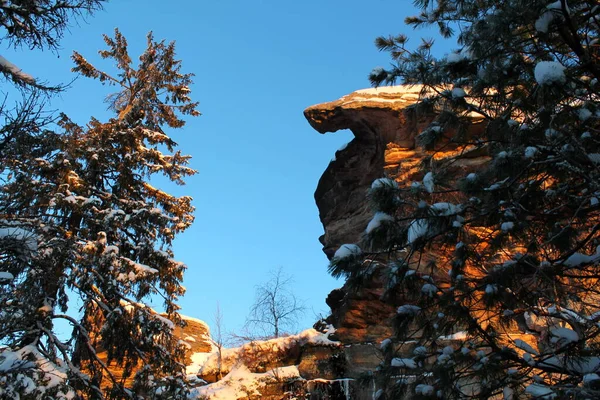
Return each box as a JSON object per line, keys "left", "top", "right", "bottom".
{"left": 191, "top": 86, "right": 488, "bottom": 399}
{"left": 81, "top": 309, "right": 213, "bottom": 390}
{"left": 304, "top": 85, "right": 487, "bottom": 260}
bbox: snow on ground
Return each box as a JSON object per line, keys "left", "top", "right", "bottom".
{"left": 200, "top": 327, "right": 339, "bottom": 376}
{"left": 187, "top": 351, "right": 214, "bottom": 376}
{"left": 189, "top": 364, "right": 301, "bottom": 399}
{"left": 191, "top": 328, "right": 339, "bottom": 398}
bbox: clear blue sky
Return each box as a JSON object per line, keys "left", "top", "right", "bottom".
{"left": 7, "top": 1, "right": 453, "bottom": 337}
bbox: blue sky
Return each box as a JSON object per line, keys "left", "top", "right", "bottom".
{"left": 7, "top": 1, "right": 454, "bottom": 337}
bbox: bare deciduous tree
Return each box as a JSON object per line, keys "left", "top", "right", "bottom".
{"left": 212, "top": 302, "right": 225, "bottom": 380}
{"left": 244, "top": 267, "right": 306, "bottom": 339}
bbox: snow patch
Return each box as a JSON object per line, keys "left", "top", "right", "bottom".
{"left": 391, "top": 358, "right": 417, "bottom": 368}
{"left": 333, "top": 244, "right": 362, "bottom": 260}
{"left": 423, "top": 172, "right": 435, "bottom": 193}
{"left": 397, "top": 305, "right": 421, "bottom": 315}
{"left": 525, "top": 383, "right": 556, "bottom": 399}
{"left": 366, "top": 212, "right": 394, "bottom": 234}
{"left": 371, "top": 177, "right": 398, "bottom": 190}
{"left": 534, "top": 61, "right": 566, "bottom": 85}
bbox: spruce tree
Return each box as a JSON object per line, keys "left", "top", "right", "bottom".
{"left": 330, "top": 1, "right": 600, "bottom": 398}
{"left": 0, "top": 29, "right": 199, "bottom": 399}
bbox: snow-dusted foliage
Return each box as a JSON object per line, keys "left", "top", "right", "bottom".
{"left": 333, "top": 244, "right": 362, "bottom": 260}
{"left": 0, "top": 30, "right": 199, "bottom": 398}
{"left": 534, "top": 61, "right": 566, "bottom": 85}
{"left": 0, "top": 1, "right": 105, "bottom": 87}
{"left": 356, "top": 1, "right": 600, "bottom": 398}
{"left": 366, "top": 212, "right": 395, "bottom": 234}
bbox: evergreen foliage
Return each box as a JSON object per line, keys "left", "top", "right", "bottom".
{"left": 332, "top": 0, "right": 600, "bottom": 398}
{"left": 0, "top": 27, "right": 200, "bottom": 398}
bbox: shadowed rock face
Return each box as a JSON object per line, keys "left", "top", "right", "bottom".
{"left": 304, "top": 86, "right": 433, "bottom": 259}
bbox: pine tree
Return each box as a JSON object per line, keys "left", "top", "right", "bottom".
{"left": 0, "top": 0, "right": 106, "bottom": 88}
{"left": 330, "top": 1, "right": 600, "bottom": 398}
{"left": 0, "top": 29, "right": 199, "bottom": 399}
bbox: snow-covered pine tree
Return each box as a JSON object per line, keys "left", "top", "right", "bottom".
{"left": 0, "top": 29, "right": 199, "bottom": 399}
{"left": 330, "top": 1, "right": 600, "bottom": 398}
{"left": 0, "top": 0, "right": 106, "bottom": 88}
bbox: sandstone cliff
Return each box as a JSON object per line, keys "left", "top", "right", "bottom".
{"left": 192, "top": 86, "right": 489, "bottom": 399}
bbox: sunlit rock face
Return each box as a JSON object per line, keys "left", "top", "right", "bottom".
{"left": 304, "top": 86, "right": 436, "bottom": 259}
{"left": 81, "top": 310, "right": 213, "bottom": 390}
{"left": 304, "top": 85, "right": 488, "bottom": 344}
{"left": 178, "top": 315, "right": 213, "bottom": 365}
{"left": 305, "top": 86, "right": 489, "bottom": 260}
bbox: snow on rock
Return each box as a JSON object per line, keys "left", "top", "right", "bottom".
{"left": 190, "top": 364, "right": 301, "bottom": 399}
{"left": 198, "top": 328, "right": 340, "bottom": 383}
{"left": 537, "top": 355, "right": 600, "bottom": 375}
{"left": 333, "top": 244, "right": 362, "bottom": 260}
{"left": 354, "top": 84, "right": 425, "bottom": 96}
{"left": 534, "top": 61, "right": 566, "bottom": 85}
{"left": 180, "top": 315, "right": 215, "bottom": 376}
{"left": 187, "top": 351, "right": 214, "bottom": 376}
{"left": 366, "top": 212, "right": 394, "bottom": 234}
{"left": 439, "top": 331, "right": 468, "bottom": 341}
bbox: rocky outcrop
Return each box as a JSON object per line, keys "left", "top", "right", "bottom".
{"left": 304, "top": 86, "right": 430, "bottom": 259}
{"left": 191, "top": 328, "right": 362, "bottom": 399}
{"left": 192, "top": 86, "right": 486, "bottom": 399}
{"left": 304, "top": 86, "right": 490, "bottom": 347}
{"left": 178, "top": 315, "right": 213, "bottom": 365}
{"left": 304, "top": 85, "right": 487, "bottom": 259}
{"left": 82, "top": 310, "right": 213, "bottom": 389}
